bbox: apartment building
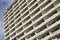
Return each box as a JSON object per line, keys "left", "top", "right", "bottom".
{"left": 4, "top": 0, "right": 60, "bottom": 40}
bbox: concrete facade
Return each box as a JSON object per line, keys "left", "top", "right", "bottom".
{"left": 4, "top": 0, "right": 60, "bottom": 40}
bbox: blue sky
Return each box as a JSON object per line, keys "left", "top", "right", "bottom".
{"left": 0, "top": 0, "right": 13, "bottom": 40}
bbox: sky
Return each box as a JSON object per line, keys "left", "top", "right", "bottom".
{"left": 0, "top": 0, "right": 13, "bottom": 40}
